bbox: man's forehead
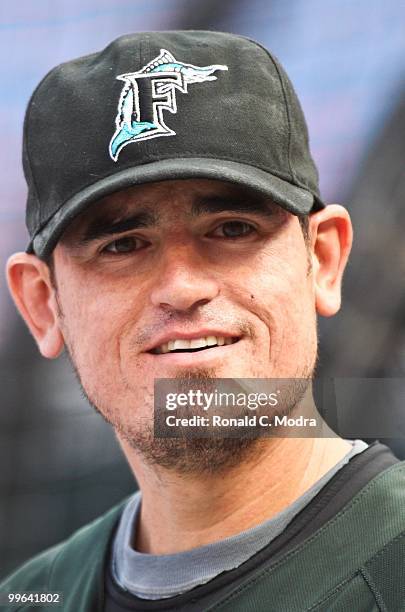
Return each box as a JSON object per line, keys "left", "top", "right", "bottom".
{"left": 87, "top": 179, "right": 269, "bottom": 216}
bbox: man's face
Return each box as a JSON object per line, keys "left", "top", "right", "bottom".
{"left": 52, "top": 179, "right": 318, "bottom": 466}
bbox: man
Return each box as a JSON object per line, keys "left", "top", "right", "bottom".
{"left": 1, "top": 31, "right": 404, "bottom": 611}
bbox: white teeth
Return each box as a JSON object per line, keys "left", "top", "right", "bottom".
{"left": 154, "top": 336, "right": 235, "bottom": 354}
{"left": 173, "top": 339, "right": 192, "bottom": 350}
{"left": 189, "top": 338, "right": 207, "bottom": 349}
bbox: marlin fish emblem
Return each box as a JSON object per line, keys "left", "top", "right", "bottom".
{"left": 109, "top": 49, "right": 228, "bottom": 161}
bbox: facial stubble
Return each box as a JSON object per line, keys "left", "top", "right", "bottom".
{"left": 64, "top": 340, "right": 315, "bottom": 476}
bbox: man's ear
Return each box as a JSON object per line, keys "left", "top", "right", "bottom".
{"left": 6, "top": 253, "right": 65, "bottom": 358}
{"left": 309, "top": 205, "right": 353, "bottom": 317}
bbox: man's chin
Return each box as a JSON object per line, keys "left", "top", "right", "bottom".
{"left": 73, "top": 355, "right": 316, "bottom": 476}
{"left": 117, "top": 429, "right": 265, "bottom": 476}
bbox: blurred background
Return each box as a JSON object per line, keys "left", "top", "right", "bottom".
{"left": 1, "top": 0, "right": 405, "bottom": 578}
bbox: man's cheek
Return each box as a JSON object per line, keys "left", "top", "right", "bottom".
{"left": 61, "top": 304, "right": 119, "bottom": 376}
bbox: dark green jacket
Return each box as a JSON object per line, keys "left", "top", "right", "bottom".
{"left": 1, "top": 463, "right": 405, "bottom": 611}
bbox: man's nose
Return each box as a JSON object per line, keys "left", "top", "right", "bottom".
{"left": 150, "top": 245, "right": 220, "bottom": 313}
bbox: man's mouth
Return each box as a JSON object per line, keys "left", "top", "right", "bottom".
{"left": 150, "top": 336, "right": 240, "bottom": 355}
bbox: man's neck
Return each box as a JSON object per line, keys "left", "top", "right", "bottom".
{"left": 119, "top": 436, "right": 351, "bottom": 555}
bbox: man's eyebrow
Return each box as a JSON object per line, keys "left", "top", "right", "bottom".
{"left": 191, "top": 195, "right": 275, "bottom": 217}
{"left": 79, "top": 210, "right": 157, "bottom": 243}
{"left": 71, "top": 195, "right": 276, "bottom": 245}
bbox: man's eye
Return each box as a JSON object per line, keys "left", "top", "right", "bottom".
{"left": 102, "top": 236, "right": 146, "bottom": 254}
{"left": 212, "top": 221, "right": 256, "bottom": 238}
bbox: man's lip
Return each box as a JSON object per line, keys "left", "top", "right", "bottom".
{"left": 146, "top": 342, "right": 240, "bottom": 366}
{"left": 144, "top": 330, "right": 240, "bottom": 353}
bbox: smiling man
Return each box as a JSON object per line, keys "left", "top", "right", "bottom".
{"left": 2, "top": 31, "right": 405, "bottom": 611}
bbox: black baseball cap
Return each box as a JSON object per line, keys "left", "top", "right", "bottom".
{"left": 23, "top": 31, "right": 324, "bottom": 259}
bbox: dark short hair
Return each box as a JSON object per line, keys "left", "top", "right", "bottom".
{"left": 298, "top": 214, "right": 311, "bottom": 245}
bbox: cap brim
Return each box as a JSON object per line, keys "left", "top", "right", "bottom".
{"left": 29, "top": 158, "right": 323, "bottom": 259}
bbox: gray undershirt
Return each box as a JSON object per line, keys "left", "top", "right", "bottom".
{"left": 111, "top": 439, "right": 368, "bottom": 600}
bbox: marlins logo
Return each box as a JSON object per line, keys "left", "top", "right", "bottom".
{"left": 109, "top": 49, "right": 228, "bottom": 161}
